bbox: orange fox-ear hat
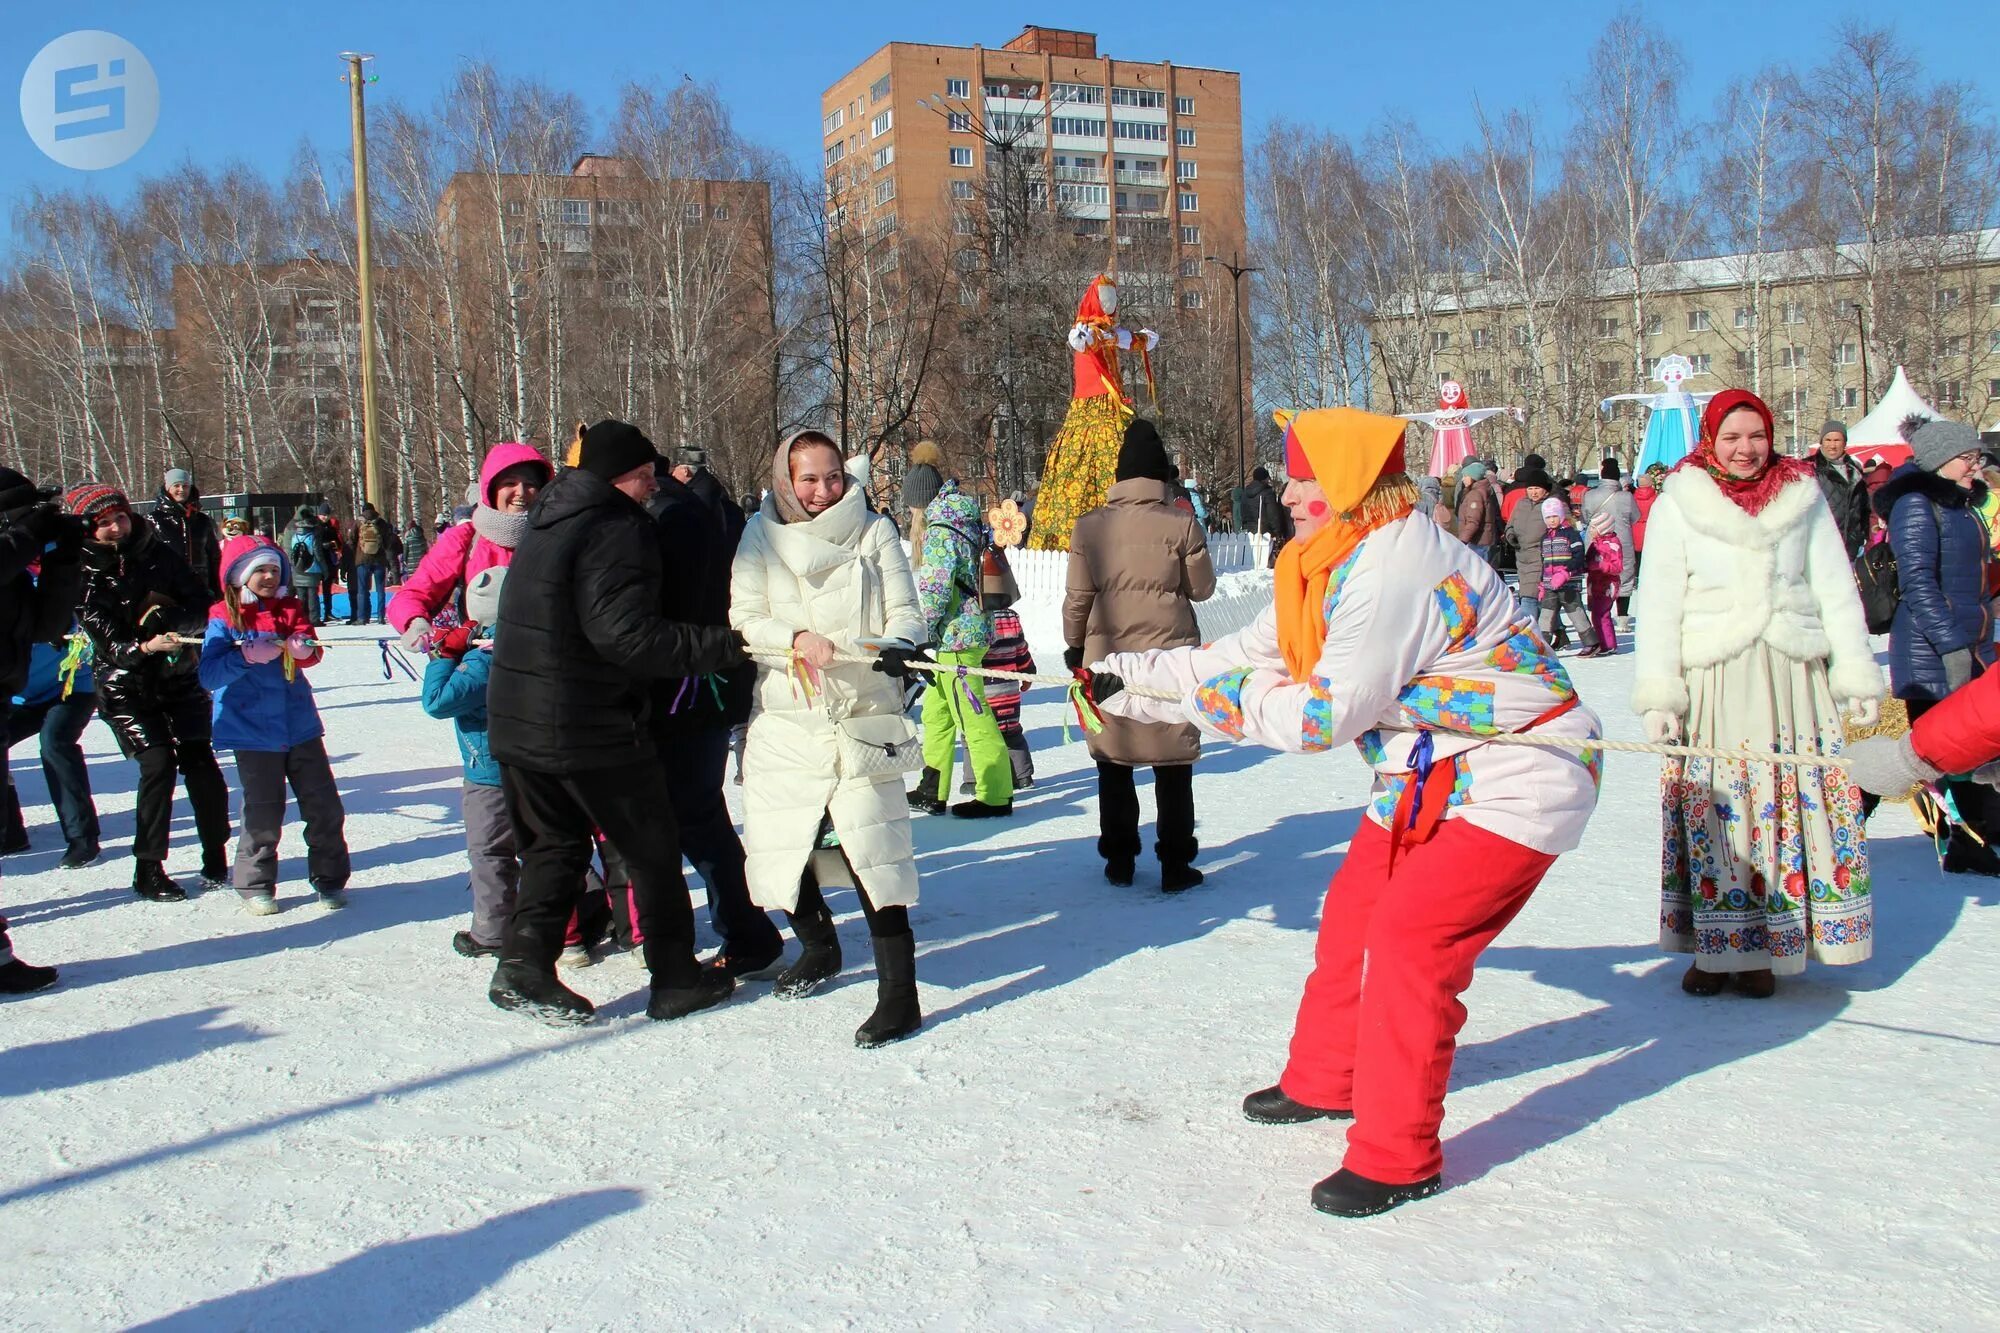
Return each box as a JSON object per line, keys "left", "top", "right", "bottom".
{"left": 1275, "top": 407, "right": 1408, "bottom": 512}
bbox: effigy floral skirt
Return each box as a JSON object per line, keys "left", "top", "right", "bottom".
{"left": 1028, "top": 392, "right": 1130, "bottom": 552}
{"left": 1659, "top": 644, "right": 1872, "bottom": 975}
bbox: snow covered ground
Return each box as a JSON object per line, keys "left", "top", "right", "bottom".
{"left": 2, "top": 616, "right": 1996, "bottom": 1330}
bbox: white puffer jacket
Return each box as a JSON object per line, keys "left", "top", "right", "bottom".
{"left": 730, "top": 486, "right": 926, "bottom": 912}
{"left": 1631, "top": 467, "right": 1884, "bottom": 717}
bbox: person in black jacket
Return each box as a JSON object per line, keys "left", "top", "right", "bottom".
{"left": 152, "top": 468, "right": 222, "bottom": 596}
{"left": 1813, "top": 420, "right": 1870, "bottom": 559}
{"left": 653, "top": 449, "right": 785, "bottom": 975}
{"left": 0, "top": 466, "right": 86, "bottom": 993}
{"left": 485, "top": 420, "right": 750, "bottom": 1026}
{"left": 67, "top": 483, "right": 232, "bottom": 902}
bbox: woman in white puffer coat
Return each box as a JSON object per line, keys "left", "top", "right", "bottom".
{"left": 731, "top": 431, "right": 930, "bottom": 1047}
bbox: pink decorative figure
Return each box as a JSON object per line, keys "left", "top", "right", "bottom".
{"left": 1398, "top": 381, "right": 1521, "bottom": 478}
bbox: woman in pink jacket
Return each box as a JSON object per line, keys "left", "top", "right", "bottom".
{"left": 391, "top": 443, "right": 552, "bottom": 648}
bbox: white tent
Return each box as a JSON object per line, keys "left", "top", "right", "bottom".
{"left": 1844, "top": 366, "right": 1938, "bottom": 467}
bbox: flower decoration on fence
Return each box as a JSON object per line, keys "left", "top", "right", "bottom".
{"left": 988, "top": 498, "right": 1027, "bottom": 549}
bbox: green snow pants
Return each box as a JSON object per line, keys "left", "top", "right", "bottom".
{"left": 921, "top": 648, "right": 1014, "bottom": 806}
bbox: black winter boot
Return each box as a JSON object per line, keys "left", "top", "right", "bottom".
{"left": 1310, "top": 1168, "right": 1442, "bottom": 1218}
{"left": 908, "top": 769, "right": 946, "bottom": 815}
{"left": 488, "top": 960, "right": 594, "bottom": 1026}
{"left": 59, "top": 839, "right": 100, "bottom": 870}
{"left": 452, "top": 930, "right": 501, "bottom": 958}
{"left": 1242, "top": 1084, "right": 1352, "bottom": 1125}
{"left": 647, "top": 969, "right": 735, "bottom": 1021}
{"left": 855, "top": 930, "right": 922, "bottom": 1048}
{"left": 0, "top": 957, "right": 59, "bottom": 995}
{"left": 133, "top": 859, "right": 186, "bottom": 902}
{"left": 1161, "top": 864, "right": 1205, "bottom": 893}
{"left": 950, "top": 799, "right": 1013, "bottom": 819}
{"left": 1104, "top": 856, "right": 1136, "bottom": 887}
{"left": 775, "top": 907, "right": 842, "bottom": 999}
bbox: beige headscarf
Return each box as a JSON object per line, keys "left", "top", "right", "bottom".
{"left": 771, "top": 430, "right": 843, "bottom": 525}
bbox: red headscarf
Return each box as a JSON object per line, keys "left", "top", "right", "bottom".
{"left": 1674, "top": 388, "right": 1813, "bottom": 516}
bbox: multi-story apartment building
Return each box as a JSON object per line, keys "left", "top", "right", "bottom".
{"left": 1367, "top": 229, "right": 2000, "bottom": 468}
{"left": 821, "top": 25, "right": 1244, "bottom": 306}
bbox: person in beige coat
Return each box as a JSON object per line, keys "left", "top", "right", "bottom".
{"left": 1063, "top": 420, "right": 1217, "bottom": 891}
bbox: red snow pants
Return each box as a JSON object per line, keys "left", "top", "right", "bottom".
{"left": 1278, "top": 816, "right": 1556, "bottom": 1184}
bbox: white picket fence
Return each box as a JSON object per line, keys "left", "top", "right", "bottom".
{"left": 998, "top": 532, "right": 1273, "bottom": 605}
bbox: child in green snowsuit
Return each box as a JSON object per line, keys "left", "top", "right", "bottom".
{"left": 912, "top": 485, "right": 1014, "bottom": 817}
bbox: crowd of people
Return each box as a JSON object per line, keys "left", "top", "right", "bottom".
{"left": 4, "top": 383, "right": 1998, "bottom": 1221}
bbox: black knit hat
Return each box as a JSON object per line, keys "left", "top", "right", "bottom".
{"left": 1116, "top": 418, "right": 1173, "bottom": 483}
{"left": 577, "top": 419, "right": 663, "bottom": 481}
{"left": 0, "top": 466, "right": 49, "bottom": 514}
{"left": 1600, "top": 457, "right": 1621, "bottom": 481}
{"left": 1513, "top": 467, "right": 1557, "bottom": 493}
{"left": 1522, "top": 452, "right": 1548, "bottom": 472}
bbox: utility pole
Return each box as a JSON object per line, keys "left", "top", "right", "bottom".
{"left": 1206, "top": 252, "right": 1259, "bottom": 509}
{"left": 341, "top": 52, "right": 382, "bottom": 510}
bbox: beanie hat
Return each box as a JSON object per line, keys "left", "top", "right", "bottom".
{"left": 164, "top": 467, "right": 192, "bottom": 488}
{"left": 1513, "top": 467, "right": 1556, "bottom": 494}
{"left": 1820, "top": 420, "right": 1848, "bottom": 438}
{"left": 1522, "top": 452, "right": 1548, "bottom": 472}
{"left": 465, "top": 565, "right": 507, "bottom": 626}
{"left": 64, "top": 482, "right": 129, "bottom": 520}
{"left": 1251, "top": 465, "right": 1270, "bottom": 482}
{"left": 1115, "top": 418, "right": 1174, "bottom": 483}
{"left": 0, "top": 466, "right": 48, "bottom": 513}
{"left": 1912, "top": 419, "right": 1979, "bottom": 473}
{"left": 575, "top": 419, "right": 661, "bottom": 481}
{"left": 219, "top": 533, "right": 284, "bottom": 590}
{"left": 1600, "top": 457, "right": 1621, "bottom": 481}
{"left": 1459, "top": 460, "right": 1488, "bottom": 482}
{"left": 1541, "top": 497, "right": 1569, "bottom": 523}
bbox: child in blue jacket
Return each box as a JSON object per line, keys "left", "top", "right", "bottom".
{"left": 421, "top": 566, "right": 514, "bottom": 958}
{"left": 198, "top": 534, "right": 350, "bottom": 913}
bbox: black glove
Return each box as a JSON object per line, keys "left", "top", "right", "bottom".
{"left": 1088, "top": 671, "right": 1125, "bottom": 703}
{"left": 872, "top": 643, "right": 934, "bottom": 680}
{"left": 18, "top": 502, "right": 66, "bottom": 543}
{"left": 1062, "top": 645, "right": 1084, "bottom": 671}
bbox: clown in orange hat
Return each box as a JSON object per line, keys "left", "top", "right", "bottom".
{"left": 1087, "top": 405, "right": 1603, "bottom": 1217}
{"left": 1026, "top": 274, "right": 1159, "bottom": 551}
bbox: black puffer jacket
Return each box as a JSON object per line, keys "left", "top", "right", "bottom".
{"left": 151, "top": 485, "right": 222, "bottom": 595}
{"left": 0, "top": 475, "right": 86, "bottom": 696}
{"left": 488, "top": 467, "right": 747, "bottom": 774}
{"left": 648, "top": 470, "right": 752, "bottom": 737}
{"left": 1815, "top": 453, "right": 1871, "bottom": 558}
{"left": 75, "top": 517, "right": 215, "bottom": 755}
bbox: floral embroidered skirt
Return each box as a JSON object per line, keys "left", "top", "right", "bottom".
{"left": 1027, "top": 392, "right": 1130, "bottom": 552}
{"left": 1659, "top": 644, "right": 1872, "bottom": 974}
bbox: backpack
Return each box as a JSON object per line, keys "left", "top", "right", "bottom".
{"left": 357, "top": 520, "right": 383, "bottom": 558}
{"left": 290, "top": 533, "right": 317, "bottom": 575}
{"left": 1589, "top": 531, "right": 1624, "bottom": 577}
{"left": 1855, "top": 541, "right": 1900, "bottom": 635}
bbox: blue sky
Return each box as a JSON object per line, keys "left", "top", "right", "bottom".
{"left": 2, "top": 0, "right": 1989, "bottom": 233}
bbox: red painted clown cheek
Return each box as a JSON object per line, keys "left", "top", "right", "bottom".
{"left": 1307, "top": 500, "right": 1329, "bottom": 517}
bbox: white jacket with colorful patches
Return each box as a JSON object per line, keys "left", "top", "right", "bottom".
{"left": 1096, "top": 513, "right": 1603, "bottom": 855}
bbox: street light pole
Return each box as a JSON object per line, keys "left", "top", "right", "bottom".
{"left": 340, "top": 51, "right": 382, "bottom": 511}
{"left": 1206, "top": 252, "right": 1259, "bottom": 517}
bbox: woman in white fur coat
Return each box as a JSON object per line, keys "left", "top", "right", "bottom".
{"left": 731, "top": 431, "right": 930, "bottom": 1047}
{"left": 1632, "top": 389, "right": 1884, "bottom": 998}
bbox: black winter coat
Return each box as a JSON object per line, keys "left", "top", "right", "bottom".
{"left": 0, "top": 501, "right": 85, "bottom": 696}
{"left": 1814, "top": 454, "right": 1871, "bottom": 558}
{"left": 647, "top": 470, "right": 752, "bottom": 736}
{"left": 488, "top": 467, "right": 747, "bottom": 775}
{"left": 75, "top": 518, "right": 215, "bottom": 755}
{"left": 1235, "top": 480, "right": 1291, "bottom": 538}
{"left": 151, "top": 486, "right": 221, "bottom": 595}
{"left": 1878, "top": 465, "right": 1993, "bottom": 704}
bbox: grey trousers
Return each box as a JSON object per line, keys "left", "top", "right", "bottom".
{"left": 462, "top": 779, "right": 519, "bottom": 948}
{"left": 233, "top": 738, "right": 350, "bottom": 894}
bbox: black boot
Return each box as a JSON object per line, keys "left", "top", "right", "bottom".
{"left": 647, "top": 969, "right": 735, "bottom": 1021}
{"left": 0, "top": 957, "right": 59, "bottom": 995}
{"left": 452, "top": 930, "right": 501, "bottom": 958}
{"left": 487, "top": 959, "right": 594, "bottom": 1026}
{"left": 1161, "top": 863, "right": 1205, "bottom": 893}
{"left": 1104, "top": 856, "right": 1136, "bottom": 887}
{"left": 950, "top": 799, "right": 1012, "bottom": 818}
{"left": 855, "top": 930, "right": 922, "bottom": 1048}
{"left": 775, "top": 907, "right": 842, "bottom": 999}
{"left": 59, "top": 839, "right": 100, "bottom": 870}
{"left": 132, "top": 859, "right": 186, "bottom": 902}
{"left": 1242, "top": 1084, "right": 1352, "bottom": 1124}
{"left": 908, "top": 769, "right": 946, "bottom": 815}
{"left": 1310, "top": 1168, "right": 1442, "bottom": 1218}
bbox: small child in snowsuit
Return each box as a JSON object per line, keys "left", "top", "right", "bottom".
{"left": 420, "top": 566, "right": 516, "bottom": 957}
{"left": 197, "top": 535, "right": 350, "bottom": 913}
{"left": 1584, "top": 510, "right": 1624, "bottom": 655}
{"left": 983, "top": 606, "right": 1036, "bottom": 790}
{"left": 1536, "top": 497, "right": 1600, "bottom": 656}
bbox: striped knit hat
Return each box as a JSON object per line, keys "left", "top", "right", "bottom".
{"left": 63, "top": 482, "right": 129, "bottom": 520}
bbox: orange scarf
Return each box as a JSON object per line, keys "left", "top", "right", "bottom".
{"left": 1274, "top": 493, "right": 1416, "bottom": 683}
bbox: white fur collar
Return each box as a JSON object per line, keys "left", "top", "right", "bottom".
{"left": 1660, "top": 468, "right": 1821, "bottom": 548}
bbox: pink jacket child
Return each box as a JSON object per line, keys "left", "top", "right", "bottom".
{"left": 1585, "top": 511, "right": 1625, "bottom": 653}
{"left": 389, "top": 441, "right": 553, "bottom": 648}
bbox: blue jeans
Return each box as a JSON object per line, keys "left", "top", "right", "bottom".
{"left": 353, "top": 563, "right": 387, "bottom": 622}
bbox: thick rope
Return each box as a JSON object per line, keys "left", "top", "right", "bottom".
{"left": 745, "top": 647, "right": 1856, "bottom": 773}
